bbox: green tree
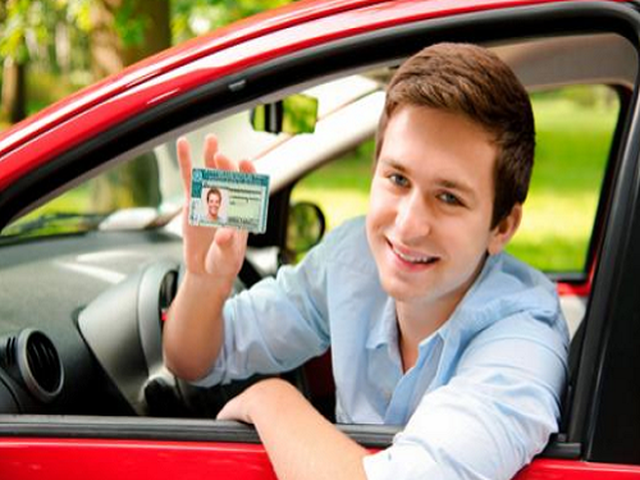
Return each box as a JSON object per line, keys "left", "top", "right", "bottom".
{"left": 172, "top": 0, "right": 294, "bottom": 43}
{"left": 0, "top": 0, "right": 93, "bottom": 122}
{"left": 0, "top": 0, "right": 295, "bottom": 209}
{"left": 90, "top": 0, "right": 170, "bottom": 78}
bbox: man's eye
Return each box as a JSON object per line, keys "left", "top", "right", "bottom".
{"left": 437, "top": 192, "right": 462, "bottom": 206}
{"left": 389, "top": 173, "right": 409, "bottom": 187}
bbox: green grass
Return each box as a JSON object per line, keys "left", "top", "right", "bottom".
{"left": 507, "top": 89, "right": 618, "bottom": 271}
{"left": 292, "top": 140, "right": 373, "bottom": 230}
{"left": 293, "top": 86, "right": 620, "bottom": 273}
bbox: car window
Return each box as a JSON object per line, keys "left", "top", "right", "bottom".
{"left": 0, "top": 74, "right": 380, "bottom": 243}
{"left": 1, "top": 152, "right": 177, "bottom": 239}
{"left": 509, "top": 85, "right": 619, "bottom": 273}
{"left": 291, "top": 84, "right": 620, "bottom": 275}
{"left": 291, "top": 137, "right": 374, "bottom": 232}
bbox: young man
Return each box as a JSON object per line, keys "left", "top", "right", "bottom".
{"left": 205, "top": 187, "right": 222, "bottom": 221}
{"left": 163, "top": 43, "right": 569, "bottom": 480}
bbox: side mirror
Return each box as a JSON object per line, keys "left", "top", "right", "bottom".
{"left": 251, "top": 94, "right": 319, "bottom": 135}
{"left": 286, "top": 201, "right": 326, "bottom": 256}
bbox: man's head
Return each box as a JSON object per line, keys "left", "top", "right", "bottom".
{"left": 376, "top": 42, "right": 534, "bottom": 228}
{"left": 206, "top": 187, "right": 222, "bottom": 220}
{"left": 366, "top": 43, "right": 533, "bottom": 313}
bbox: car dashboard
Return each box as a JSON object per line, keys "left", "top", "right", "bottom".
{"left": 0, "top": 229, "right": 185, "bottom": 416}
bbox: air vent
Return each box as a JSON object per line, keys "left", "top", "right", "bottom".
{"left": 3, "top": 336, "right": 16, "bottom": 367}
{"left": 3, "top": 329, "right": 64, "bottom": 403}
{"left": 24, "top": 331, "right": 63, "bottom": 397}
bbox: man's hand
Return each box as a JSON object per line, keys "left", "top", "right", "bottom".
{"left": 177, "top": 134, "right": 256, "bottom": 290}
{"left": 217, "top": 378, "right": 369, "bottom": 480}
{"left": 216, "top": 377, "right": 293, "bottom": 424}
{"left": 163, "top": 135, "right": 255, "bottom": 381}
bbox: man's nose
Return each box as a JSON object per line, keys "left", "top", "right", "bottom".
{"left": 395, "top": 192, "right": 432, "bottom": 239}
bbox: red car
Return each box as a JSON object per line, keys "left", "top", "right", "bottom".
{"left": 0, "top": 0, "right": 639, "bottom": 478}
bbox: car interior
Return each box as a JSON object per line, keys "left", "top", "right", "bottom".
{"left": 0, "top": 9, "right": 636, "bottom": 457}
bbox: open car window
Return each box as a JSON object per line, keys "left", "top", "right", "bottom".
{"left": 291, "top": 82, "right": 622, "bottom": 336}
{"left": 509, "top": 85, "right": 619, "bottom": 275}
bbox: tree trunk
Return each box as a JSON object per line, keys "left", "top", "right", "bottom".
{"left": 90, "top": 0, "right": 123, "bottom": 78}
{"left": 90, "top": 0, "right": 170, "bottom": 78}
{"left": 123, "top": 0, "right": 171, "bottom": 66}
{"left": 1, "top": 57, "right": 27, "bottom": 123}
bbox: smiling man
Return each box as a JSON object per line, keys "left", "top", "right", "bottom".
{"left": 206, "top": 187, "right": 222, "bottom": 221}
{"left": 164, "top": 43, "right": 569, "bottom": 480}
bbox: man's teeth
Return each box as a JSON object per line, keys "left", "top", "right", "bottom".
{"left": 393, "top": 246, "right": 436, "bottom": 264}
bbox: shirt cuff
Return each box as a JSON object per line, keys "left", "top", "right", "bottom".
{"left": 362, "top": 445, "right": 441, "bottom": 480}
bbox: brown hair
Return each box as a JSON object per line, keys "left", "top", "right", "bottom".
{"left": 207, "top": 187, "right": 222, "bottom": 202}
{"left": 376, "top": 43, "right": 535, "bottom": 227}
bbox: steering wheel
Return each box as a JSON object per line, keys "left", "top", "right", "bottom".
{"left": 78, "top": 257, "right": 309, "bottom": 418}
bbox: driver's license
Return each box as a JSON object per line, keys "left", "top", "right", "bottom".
{"left": 189, "top": 167, "right": 269, "bottom": 234}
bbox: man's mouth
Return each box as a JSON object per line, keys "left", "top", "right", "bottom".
{"left": 388, "top": 241, "right": 439, "bottom": 265}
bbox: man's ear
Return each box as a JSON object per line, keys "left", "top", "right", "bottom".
{"left": 488, "top": 204, "right": 522, "bottom": 256}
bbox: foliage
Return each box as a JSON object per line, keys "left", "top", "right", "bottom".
{"left": 0, "top": 0, "right": 157, "bottom": 66}
{"left": 0, "top": 0, "right": 297, "bottom": 63}
{"left": 0, "top": 0, "right": 93, "bottom": 63}
{"left": 112, "top": 0, "right": 151, "bottom": 48}
{"left": 171, "top": 0, "right": 294, "bottom": 43}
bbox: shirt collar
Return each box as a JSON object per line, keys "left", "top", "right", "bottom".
{"left": 366, "top": 296, "right": 398, "bottom": 350}
{"left": 364, "top": 254, "right": 500, "bottom": 352}
{"left": 365, "top": 296, "right": 452, "bottom": 353}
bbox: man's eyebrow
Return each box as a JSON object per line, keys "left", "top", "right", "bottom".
{"left": 436, "top": 178, "right": 477, "bottom": 199}
{"left": 380, "top": 159, "right": 478, "bottom": 198}
{"left": 379, "top": 158, "right": 408, "bottom": 172}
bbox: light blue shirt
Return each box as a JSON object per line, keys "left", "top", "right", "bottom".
{"left": 196, "top": 217, "right": 569, "bottom": 480}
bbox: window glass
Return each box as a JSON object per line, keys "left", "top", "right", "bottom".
{"left": 1, "top": 153, "right": 172, "bottom": 239}
{"left": 507, "top": 85, "right": 619, "bottom": 272}
{"left": 291, "top": 138, "right": 373, "bottom": 232}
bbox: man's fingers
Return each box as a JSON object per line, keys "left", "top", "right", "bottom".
{"left": 214, "top": 152, "right": 237, "bottom": 172}
{"left": 204, "top": 134, "right": 218, "bottom": 169}
{"left": 216, "top": 396, "right": 243, "bottom": 422}
{"left": 204, "top": 228, "right": 248, "bottom": 275}
{"left": 239, "top": 159, "right": 256, "bottom": 174}
{"left": 177, "top": 137, "right": 193, "bottom": 198}
{"left": 215, "top": 228, "right": 235, "bottom": 246}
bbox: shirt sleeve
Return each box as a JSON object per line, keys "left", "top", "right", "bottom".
{"left": 363, "top": 312, "right": 568, "bottom": 480}
{"left": 192, "top": 233, "right": 334, "bottom": 387}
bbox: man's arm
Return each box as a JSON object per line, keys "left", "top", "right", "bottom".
{"left": 163, "top": 270, "right": 230, "bottom": 381}
{"left": 217, "top": 378, "right": 369, "bottom": 480}
{"left": 217, "top": 314, "right": 567, "bottom": 480}
{"left": 163, "top": 135, "right": 255, "bottom": 381}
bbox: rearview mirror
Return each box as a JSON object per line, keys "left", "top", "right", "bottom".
{"left": 251, "top": 94, "right": 319, "bottom": 134}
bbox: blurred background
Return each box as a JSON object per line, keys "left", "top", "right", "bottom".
{"left": 0, "top": 0, "right": 296, "bottom": 131}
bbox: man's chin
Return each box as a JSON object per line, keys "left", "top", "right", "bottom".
{"left": 379, "top": 275, "right": 427, "bottom": 302}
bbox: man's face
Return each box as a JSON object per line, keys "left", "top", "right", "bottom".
{"left": 366, "top": 105, "right": 519, "bottom": 310}
{"left": 207, "top": 191, "right": 221, "bottom": 219}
